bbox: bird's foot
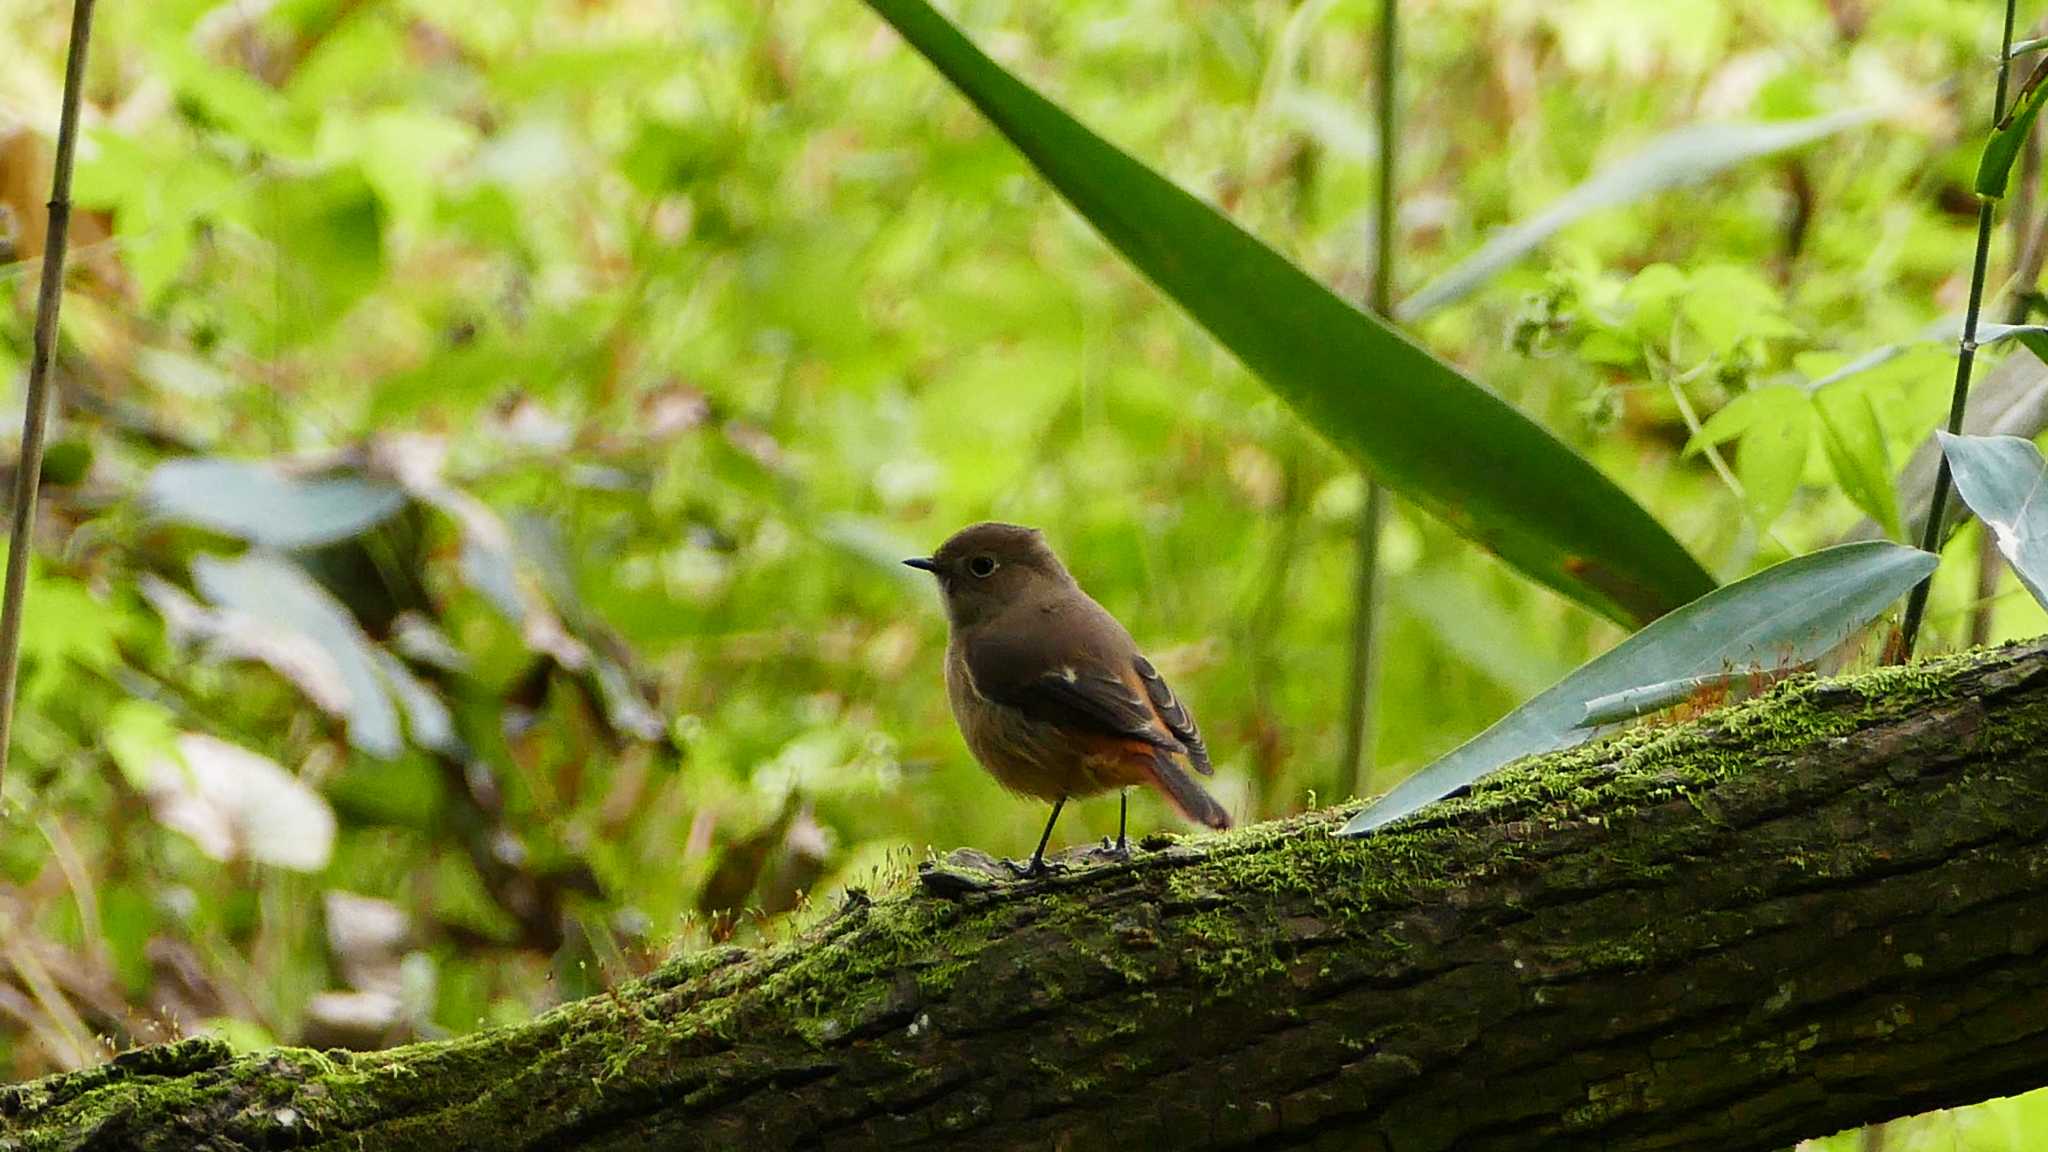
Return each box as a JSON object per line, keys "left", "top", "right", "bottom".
{"left": 1097, "top": 834, "right": 1133, "bottom": 862}
{"left": 1002, "top": 855, "right": 1067, "bottom": 880}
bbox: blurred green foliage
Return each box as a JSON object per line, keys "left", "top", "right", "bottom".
{"left": 0, "top": 0, "right": 2044, "bottom": 1140}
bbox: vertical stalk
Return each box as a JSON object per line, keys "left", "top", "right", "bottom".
{"left": 0, "top": 0, "right": 96, "bottom": 803}
{"left": 1895, "top": 0, "right": 2019, "bottom": 662}
{"left": 1340, "top": 0, "right": 1397, "bottom": 796}
{"left": 1972, "top": 70, "right": 2048, "bottom": 648}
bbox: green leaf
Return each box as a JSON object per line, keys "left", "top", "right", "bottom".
{"left": 1850, "top": 349, "right": 2048, "bottom": 546}
{"left": 865, "top": 0, "right": 1714, "bottom": 625}
{"left": 354, "top": 111, "right": 477, "bottom": 234}
{"left": 1682, "top": 266, "right": 1800, "bottom": 354}
{"left": 1339, "top": 542, "right": 1937, "bottom": 836}
{"left": 1937, "top": 432, "right": 2048, "bottom": 608}
{"left": 1977, "top": 57, "right": 2048, "bottom": 199}
{"left": 622, "top": 116, "right": 730, "bottom": 194}
{"left": 1686, "top": 384, "right": 1804, "bottom": 453}
{"left": 106, "top": 700, "right": 184, "bottom": 793}
{"left": 75, "top": 130, "right": 244, "bottom": 307}
{"left": 262, "top": 167, "right": 386, "bottom": 334}
{"left": 38, "top": 439, "right": 92, "bottom": 487}
{"left": 1814, "top": 387, "right": 1901, "bottom": 541}
{"left": 1684, "top": 385, "right": 1814, "bottom": 532}
{"left": 1401, "top": 112, "right": 1878, "bottom": 320}
{"left": 17, "top": 573, "right": 121, "bottom": 696}
{"left": 145, "top": 458, "right": 407, "bottom": 550}
{"left": 1737, "top": 399, "right": 1815, "bottom": 531}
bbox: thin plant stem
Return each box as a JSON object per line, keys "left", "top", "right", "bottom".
{"left": 1896, "top": 0, "right": 2020, "bottom": 663}
{"left": 1972, "top": 83, "right": 2046, "bottom": 646}
{"left": 1340, "top": 0, "right": 1397, "bottom": 798}
{"left": 0, "top": 0, "right": 98, "bottom": 806}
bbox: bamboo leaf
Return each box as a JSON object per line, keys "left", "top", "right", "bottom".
{"left": 1977, "top": 56, "right": 2048, "bottom": 199}
{"left": 865, "top": 0, "right": 1714, "bottom": 625}
{"left": 1339, "top": 542, "right": 1936, "bottom": 836}
{"left": 1938, "top": 432, "right": 2048, "bottom": 608}
{"left": 1401, "top": 112, "right": 1879, "bottom": 321}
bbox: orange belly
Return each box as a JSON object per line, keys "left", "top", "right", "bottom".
{"left": 944, "top": 645, "right": 1152, "bottom": 801}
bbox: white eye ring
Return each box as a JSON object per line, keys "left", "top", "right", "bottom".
{"left": 968, "top": 555, "right": 998, "bottom": 578}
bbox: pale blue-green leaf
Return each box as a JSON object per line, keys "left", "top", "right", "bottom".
{"left": 141, "top": 734, "right": 335, "bottom": 871}
{"left": 195, "top": 552, "right": 402, "bottom": 759}
{"left": 1399, "top": 111, "right": 1878, "bottom": 321}
{"left": 1804, "top": 319, "right": 2036, "bottom": 394}
{"left": 1842, "top": 348, "right": 2048, "bottom": 545}
{"left": 146, "top": 459, "right": 405, "bottom": 550}
{"left": 1804, "top": 343, "right": 1918, "bottom": 392}
{"left": 1938, "top": 432, "right": 2048, "bottom": 608}
{"left": 374, "top": 650, "right": 459, "bottom": 755}
{"left": 1972, "top": 324, "right": 2048, "bottom": 351}
{"left": 1577, "top": 670, "right": 1760, "bottom": 728}
{"left": 1338, "top": 542, "right": 1936, "bottom": 836}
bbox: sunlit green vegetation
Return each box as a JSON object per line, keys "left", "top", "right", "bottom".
{"left": 1, "top": 0, "right": 2045, "bottom": 1141}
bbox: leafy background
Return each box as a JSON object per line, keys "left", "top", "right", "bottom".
{"left": 0, "top": 0, "right": 2043, "bottom": 1145}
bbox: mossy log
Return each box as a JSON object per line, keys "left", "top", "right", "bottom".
{"left": 10, "top": 642, "right": 2048, "bottom": 1150}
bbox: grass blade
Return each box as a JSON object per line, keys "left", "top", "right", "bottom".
{"left": 865, "top": 0, "right": 1715, "bottom": 624}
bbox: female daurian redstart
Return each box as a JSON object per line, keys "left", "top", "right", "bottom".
{"left": 906, "top": 522, "right": 1230, "bottom": 876}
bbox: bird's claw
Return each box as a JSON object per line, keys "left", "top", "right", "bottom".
{"left": 1098, "top": 835, "right": 1132, "bottom": 862}
{"left": 1002, "top": 856, "right": 1067, "bottom": 880}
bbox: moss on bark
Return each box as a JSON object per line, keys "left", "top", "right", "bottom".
{"left": 7, "top": 641, "right": 2048, "bottom": 1150}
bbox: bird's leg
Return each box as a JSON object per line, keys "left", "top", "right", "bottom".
{"left": 1096, "top": 791, "right": 1133, "bottom": 860}
{"left": 1006, "top": 797, "right": 1067, "bottom": 878}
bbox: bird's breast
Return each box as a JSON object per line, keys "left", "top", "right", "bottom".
{"left": 943, "top": 642, "right": 1150, "bottom": 801}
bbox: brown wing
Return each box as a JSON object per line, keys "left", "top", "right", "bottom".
{"left": 965, "top": 629, "right": 1185, "bottom": 753}
{"left": 1134, "top": 654, "right": 1211, "bottom": 775}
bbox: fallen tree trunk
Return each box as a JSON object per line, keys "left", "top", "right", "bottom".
{"left": 7, "top": 641, "right": 2048, "bottom": 1151}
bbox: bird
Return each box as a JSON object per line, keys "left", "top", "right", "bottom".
{"left": 905, "top": 522, "right": 1229, "bottom": 877}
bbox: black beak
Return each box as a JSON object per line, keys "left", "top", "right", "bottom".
{"left": 903, "top": 557, "right": 938, "bottom": 573}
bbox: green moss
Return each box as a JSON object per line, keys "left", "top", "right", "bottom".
{"left": 12, "top": 646, "right": 2038, "bottom": 1149}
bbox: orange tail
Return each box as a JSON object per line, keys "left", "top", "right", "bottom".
{"left": 1146, "top": 749, "right": 1231, "bottom": 830}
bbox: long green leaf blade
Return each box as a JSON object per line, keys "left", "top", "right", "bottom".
{"left": 1338, "top": 542, "right": 1936, "bottom": 836}
{"left": 865, "top": 0, "right": 1714, "bottom": 625}
{"left": 1401, "top": 112, "right": 1878, "bottom": 321}
{"left": 1978, "top": 57, "right": 2048, "bottom": 199}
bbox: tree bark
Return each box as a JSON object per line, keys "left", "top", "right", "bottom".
{"left": 8, "top": 641, "right": 2048, "bottom": 1151}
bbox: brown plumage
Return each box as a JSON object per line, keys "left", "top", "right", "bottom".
{"left": 906, "top": 522, "right": 1228, "bottom": 875}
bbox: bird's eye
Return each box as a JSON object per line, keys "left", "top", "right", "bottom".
{"left": 968, "top": 555, "right": 998, "bottom": 578}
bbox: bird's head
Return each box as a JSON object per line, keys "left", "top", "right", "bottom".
{"left": 905, "top": 521, "right": 1076, "bottom": 630}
